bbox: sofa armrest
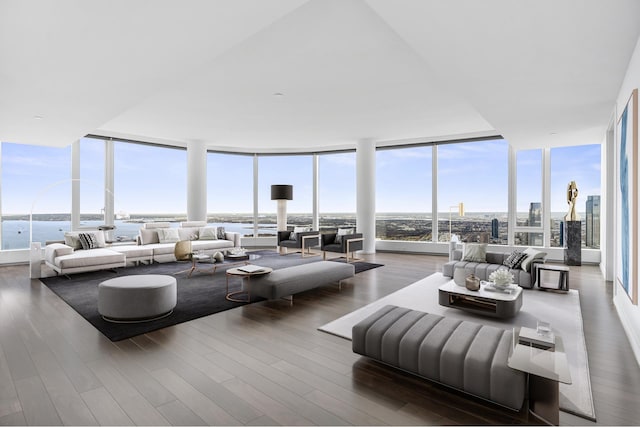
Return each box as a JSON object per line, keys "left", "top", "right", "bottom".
{"left": 45, "top": 243, "right": 74, "bottom": 265}
{"left": 340, "top": 233, "right": 363, "bottom": 252}
{"left": 277, "top": 231, "right": 291, "bottom": 244}
{"left": 225, "top": 231, "right": 241, "bottom": 247}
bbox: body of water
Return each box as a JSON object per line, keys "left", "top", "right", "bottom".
{"left": 1, "top": 220, "right": 275, "bottom": 250}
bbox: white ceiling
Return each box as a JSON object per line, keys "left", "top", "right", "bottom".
{"left": 2, "top": 0, "right": 639, "bottom": 152}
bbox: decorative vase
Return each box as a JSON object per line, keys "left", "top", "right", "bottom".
{"left": 465, "top": 274, "right": 480, "bottom": 291}
{"left": 213, "top": 251, "right": 224, "bottom": 262}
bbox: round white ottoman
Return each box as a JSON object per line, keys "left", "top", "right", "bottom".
{"left": 98, "top": 274, "right": 177, "bottom": 322}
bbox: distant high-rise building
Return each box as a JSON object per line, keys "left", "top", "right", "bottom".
{"left": 528, "top": 202, "right": 542, "bottom": 227}
{"left": 560, "top": 220, "right": 564, "bottom": 247}
{"left": 528, "top": 202, "right": 543, "bottom": 246}
{"left": 491, "top": 218, "right": 499, "bottom": 239}
{"left": 586, "top": 195, "right": 601, "bottom": 248}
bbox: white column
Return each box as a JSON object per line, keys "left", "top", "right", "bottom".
{"left": 357, "top": 139, "right": 376, "bottom": 254}
{"left": 187, "top": 141, "right": 207, "bottom": 222}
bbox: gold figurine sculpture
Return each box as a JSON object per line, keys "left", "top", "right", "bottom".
{"left": 565, "top": 180, "right": 580, "bottom": 221}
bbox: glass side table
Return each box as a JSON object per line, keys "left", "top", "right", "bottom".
{"left": 508, "top": 326, "right": 572, "bottom": 426}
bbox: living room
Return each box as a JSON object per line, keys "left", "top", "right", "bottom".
{"left": 2, "top": 1, "right": 640, "bottom": 426}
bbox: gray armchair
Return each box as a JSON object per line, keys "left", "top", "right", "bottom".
{"left": 277, "top": 230, "right": 320, "bottom": 257}
{"left": 321, "top": 231, "right": 363, "bottom": 263}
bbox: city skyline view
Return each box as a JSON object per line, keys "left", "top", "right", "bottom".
{"left": 2, "top": 138, "right": 600, "bottom": 216}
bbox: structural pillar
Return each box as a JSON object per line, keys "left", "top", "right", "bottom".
{"left": 356, "top": 139, "right": 375, "bottom": 254}
{"left": 187, "top": 141, "right": 207, "bottom": 222}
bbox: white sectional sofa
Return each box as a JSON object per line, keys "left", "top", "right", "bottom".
{"left": 44, "top": 221, "right": 240, "bottom": 276}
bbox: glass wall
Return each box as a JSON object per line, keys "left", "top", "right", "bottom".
{"left": 114, "top": 141, "right": 187, "bottom": 236}
{"left": 376, "top": 146, "right": 433, "bottom": 241}
{"left": 207, "top": 152, "right": 254, "bottom": 236}
{"left": 1, "top": 142, "right": 71, "bottom": 249}
{"left": 258, "top": 155, "right": 313, "bottom": 234}
{"left": 318, "top": 152, "right": 356, "bottom": 233}
{"left": 438, "top": 140, "right": 509, "bottom": 244}
{"left": 550, "top": 144, "right": 601, "bottom": 248}
{"left": 79, "top": 137, "right": 105, "bottom": 222}
{"left": 515, "top": 149, "right": 543, "bottom": 246}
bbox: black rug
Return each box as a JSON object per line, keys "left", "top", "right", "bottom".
{"left": 40, "top": 250, "right": 383, "bottom": 341}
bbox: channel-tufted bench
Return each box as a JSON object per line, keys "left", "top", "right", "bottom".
{"left": 250, "top": 261, "right": 354, "bottom": 302}
{"left": 352, "top": 305, "right": 526, "bottom": 410}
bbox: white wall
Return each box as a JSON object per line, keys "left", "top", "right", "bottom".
{"left": 613, "top": 34, "right": 640, "bottom": 367}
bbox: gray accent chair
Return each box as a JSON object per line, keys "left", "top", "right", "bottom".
{"left": 321, "top": 231, "right": 363, "bottom": 262}
{"left": 277, "top": 230, "right": 320, "bottom": 256}
{"left": 352, "top": 305, "right": 526, "bottom": 411}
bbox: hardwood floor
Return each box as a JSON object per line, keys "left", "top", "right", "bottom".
{"left": 0, "top": 252, "right": 639, "bottom": 425}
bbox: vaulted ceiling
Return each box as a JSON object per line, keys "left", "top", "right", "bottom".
{"left": 1, "top": 0, "right": 639, "bottom": 152}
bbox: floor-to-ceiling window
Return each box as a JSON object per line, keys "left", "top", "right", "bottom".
{"left": 550, "top": 144, "right": 601, "bottom": 248}
{"left": 318, "top": 152, "right": 356, "bottom": 233}
{"left": 376, "top": 146, "right": 433, "bottom": 241}
{"left": 438, "top": 139, "right": 509, "bottom": 244}
{"left": 258, "top": 155, "right": 313, "bottom": 234}
{"left": 114, "top": 141, "right": 187, "bottom": 236}
{"left": 79, "top": 137, "right": 105, "bottom": 223}
{"left": 515, "top": 149, "right": 543, "bottom": 246}
{"left": 207, "top": 152, "right": 254, "bottom": 236}
{"left": 1, "top": 142, "right": 71, "bottom": 249}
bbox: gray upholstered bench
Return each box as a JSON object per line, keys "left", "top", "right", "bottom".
{"left": 250, "top": 261, "right": 354, "bottom": 302}
{"left": 352, "top": 305, "right": 526, "bottom": 410}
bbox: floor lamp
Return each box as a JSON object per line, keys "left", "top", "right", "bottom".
{"left": 449, "top": 202, "right": 465, "bottom": 242}
{"left": 271, "top": 185, "right": 293, "bottom": 232}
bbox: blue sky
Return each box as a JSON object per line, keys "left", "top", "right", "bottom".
{"left": 1, "top": 138, "right": 601, "bottom": 215}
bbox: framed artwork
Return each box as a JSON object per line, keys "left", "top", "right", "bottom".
{"left": 616, "top": 88, "right": 638, "bottom": 305}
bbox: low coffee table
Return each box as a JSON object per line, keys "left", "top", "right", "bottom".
{"left": 187, "top": 252, "right": 262, "bottom": 277}
{"left": 438, "top": 280, "right": 523, "bottom": 318}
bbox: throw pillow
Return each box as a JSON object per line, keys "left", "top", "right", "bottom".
{"left": 198, "top": 227, "right": 218, "bottom": 240}
{"left": 520, "top": 247, "right": 547, "bottom": 272}
{"left": 157, "top": 228, "right": 180, "bottom": 244}
{"left": 335, "top": 228, "right": 354, "bottom": 244}
{"left": 78, "top": 233, "right": 99, "bottom": 250}
{"left": 461, "top": 243, "right": 487, "bottom": 262}
{"left": 503, "top": 250, "right": 527, "bottom": 269}
{"left": 216, "top": 227, "right": 226, "bottom": 240}
{"left": 139, "top": 229, "right": 160, "bottom": 245}
{"left": 64, "top": 232, "right": 82, "bottom": 250}
{"left": 289, "top": 231, "right": 297, "bottom": 241}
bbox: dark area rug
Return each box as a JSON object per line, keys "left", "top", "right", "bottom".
{"left": 40, "top": 250, "right": 383, "bottom": 341}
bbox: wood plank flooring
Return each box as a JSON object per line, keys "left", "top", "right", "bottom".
{"left": 0, "top": 252, "right": 638, "bottom": 425}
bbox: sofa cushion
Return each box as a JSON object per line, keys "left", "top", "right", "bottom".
{"left": 199, "top": 227, "right": 218, "bottom": 240}
{"left": 139, "top": 229, "right": 160, "bottom": 245}
{"left": 520, "top": 247, "right": 547, "bottom": 272}
{"left": 191, "top": 240, "right": 234, "bottom": 251}
{"left": 64, "top": 233, "right": 82, "bottom": 250}
{"left": 142, "top": 222, "right": 171, "bottom": 229}
{"left": 111, "top": 245, "right": 154, "bottom": 259}
{"left": 335, "top": 228, "right": 354, "bottom": 244}
{"left": 55, "top": 249, "right": 125, "bottom": 269}
{"left": 78, "top": 232, "right": 100, "bottom": 250}
{"left": 45, "top": 243, "right": 74, "bottom": 265}
{"left": 503, "top": 250, "right": 527, "bottom": 269}
{"left": 462, "top": 243, "right": 487, "bottom": 262}
{"left": 180, "top": 221, "right": 207, "bottom": 228}
{"left": 157, "top": 228, "right": 180, "bottom": 243}
{"left": 64, "top": 230, "right": 106, "bottom": 248}
{"left": 178, "top": 227, "right": 199, "bottom": 241}
{"left": 216, "top": 227, "right": 226, "bottom": 239}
